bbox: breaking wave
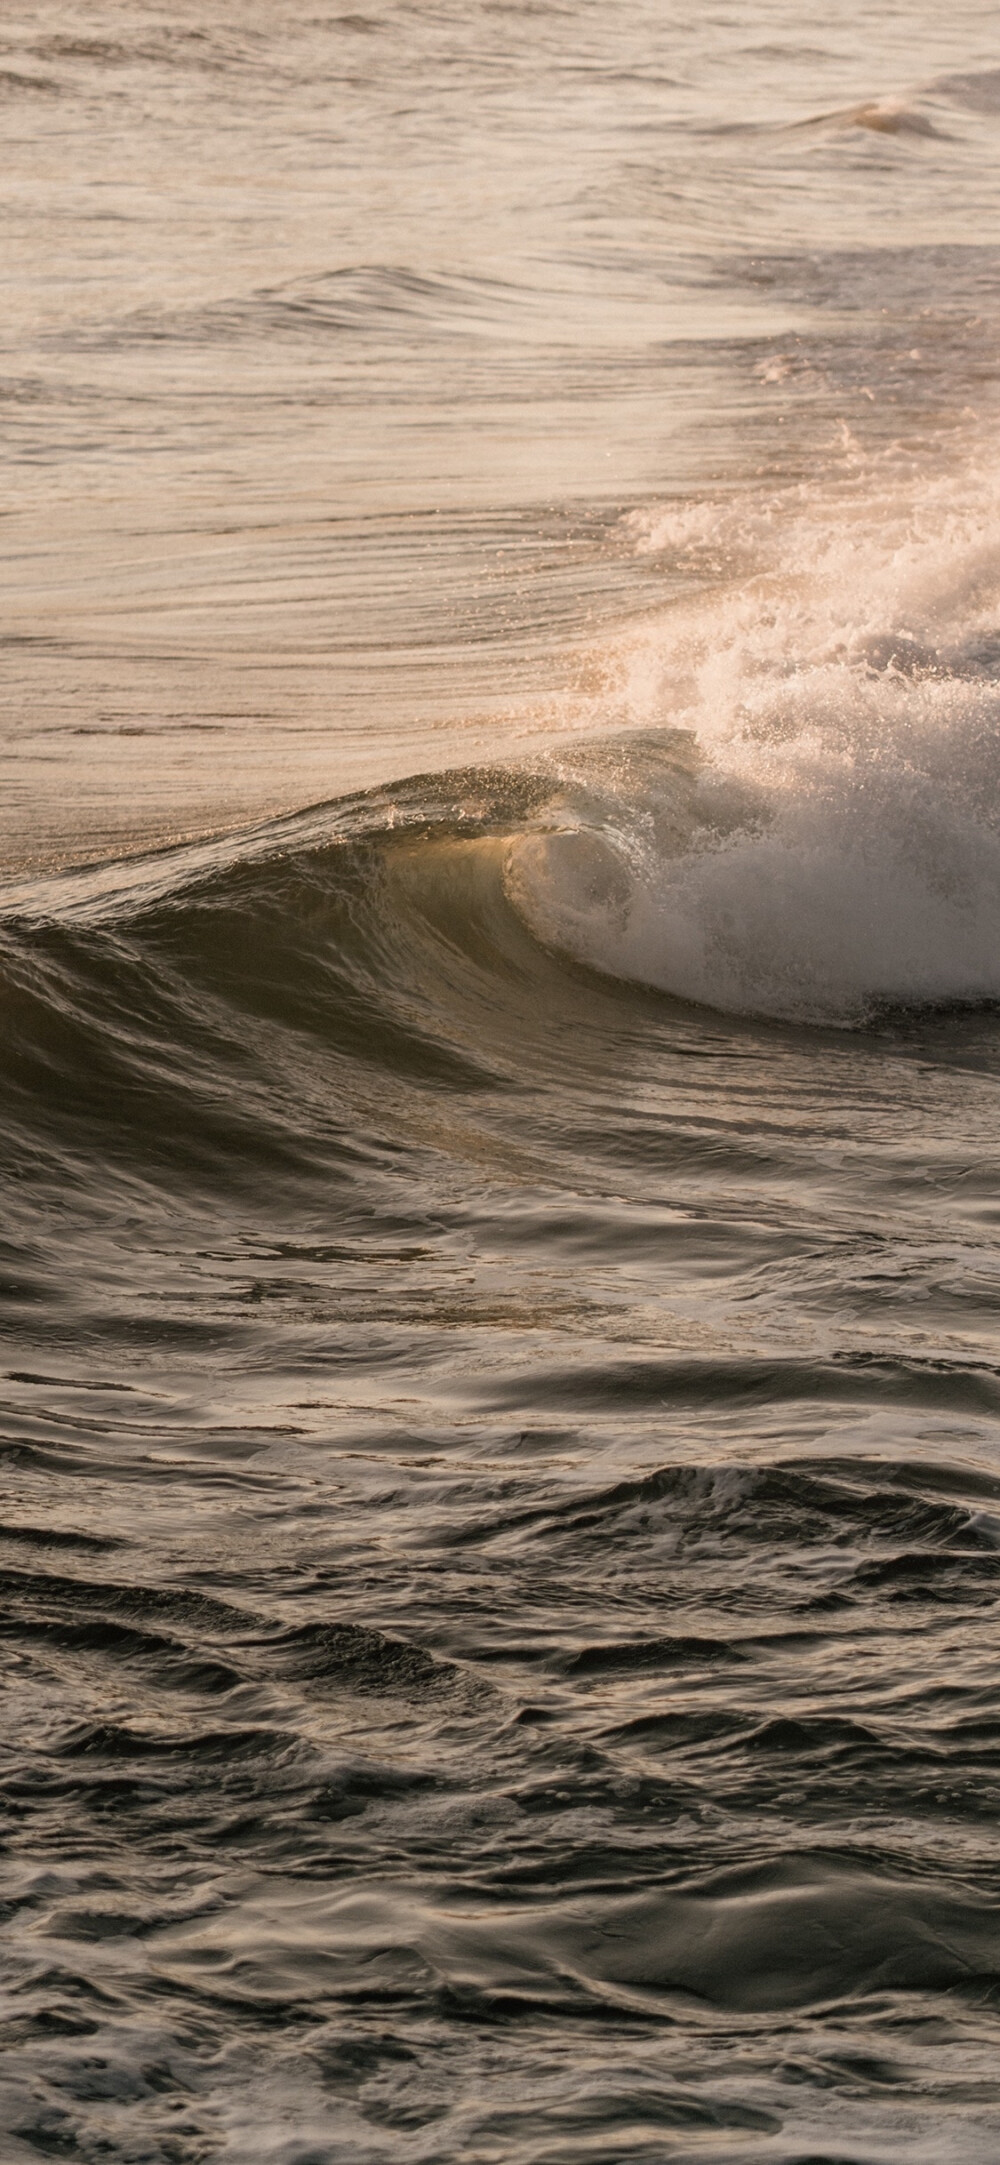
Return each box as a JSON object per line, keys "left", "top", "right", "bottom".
{"left": 506, "top": 451, "right": 1000, "bottom": 1023}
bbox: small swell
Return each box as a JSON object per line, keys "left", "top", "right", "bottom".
{"left": 180, "top": 1858, "right": 1000, "bottom": 2015}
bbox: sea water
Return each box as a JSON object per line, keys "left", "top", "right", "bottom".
{"left": 5, "top": 3, "right": 1000, "bottom": 2159}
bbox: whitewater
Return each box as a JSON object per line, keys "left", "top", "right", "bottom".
{"left": 509, "top": 453, "right": 1000, "bottom": 1022}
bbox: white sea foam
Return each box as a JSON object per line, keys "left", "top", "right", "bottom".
{"left": 506, "top": 452, "right": 1000, "bottom": 1023}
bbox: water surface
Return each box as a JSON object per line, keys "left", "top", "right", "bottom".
{"left": 5, "top": 4, "right": 1000, "bottom": 2159}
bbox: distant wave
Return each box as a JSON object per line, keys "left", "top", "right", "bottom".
{"left": 932, "top": 65, "right": 1000, "bottom": 116}
{"left": 55, "top": 263, "right": 549, "bottom": 352}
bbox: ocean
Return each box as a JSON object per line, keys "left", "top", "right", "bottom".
{"left": 5, "top": 3, "right": 1000, "bottom": 2159}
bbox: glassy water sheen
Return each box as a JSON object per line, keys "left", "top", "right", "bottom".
{"left": 6, "top": 4, "right": 1000, "bottom": 2159}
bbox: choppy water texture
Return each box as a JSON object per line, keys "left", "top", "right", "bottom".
{"left": 5, "top": 3, "right": 1000, "bottom": 2160}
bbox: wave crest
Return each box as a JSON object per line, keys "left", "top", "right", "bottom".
{"left": 505, "top": 457, "right": 1000, "bottom": 1023}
